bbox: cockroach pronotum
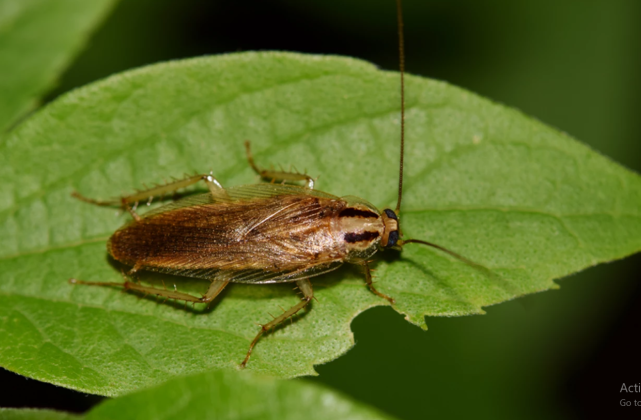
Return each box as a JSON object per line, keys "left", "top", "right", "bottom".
{"left": 69, "top": 0, "right": 476, "bottom": 368}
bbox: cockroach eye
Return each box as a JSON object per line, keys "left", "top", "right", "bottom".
{"left": 387, "top": 230, "right": 399, "bottom": 247}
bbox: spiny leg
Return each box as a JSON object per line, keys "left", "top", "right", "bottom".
{"left": 362, "top": 261, "right": 395, "bottom": 304}
{"left": 244, "top": 140, "right": 315, "bottom": 189}
{"left": 69, "top": 275, "right": 229, "bottom": 304}
{"left": 240, "top": 278, "right": 313, "bottom": 368}
{"left": 72, "top": 173, "right": 230, "bottom": 218}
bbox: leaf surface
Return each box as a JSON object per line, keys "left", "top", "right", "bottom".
{"left": 0, "top": 0, "right": 116, "bottom": 132}
{"left": 0, "top": 53, "right": 639, "bottom": 395}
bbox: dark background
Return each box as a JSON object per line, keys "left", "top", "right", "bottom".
{"left": 1, "top": 0, "right": 640, "bottom": 418}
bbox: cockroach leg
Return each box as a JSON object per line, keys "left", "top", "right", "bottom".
{"left": 240, "top": 278, "right": 313, "bottom": 368}
{"left": 68, "top": 277, "right": 229, "bottom": 304}
{"left": 200, "top": 280, "right": 229, "bottom": 303}
{"left": 362, "top": 261, "right": 395, "bottom": 305}
{"left": 244, "top": 141, "right": 315, "bottom": 189}
{"left": 72, "top": 173, "right": 230, "bottom": 210}
{"left": 121, "top": 173, "right": 230, "bottom": 204}
{"left": 124, "top": 202, "right": 141, "bottom": 221}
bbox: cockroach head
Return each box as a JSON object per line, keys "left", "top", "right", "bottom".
{"left": 380, "top": 209, "right": 401, "bottom": 250}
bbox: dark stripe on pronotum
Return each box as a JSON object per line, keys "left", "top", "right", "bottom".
{"left": 344, "top": 231, "right": 380, "bottom": 243}
{"left": 384, "top": 209, "right": 398, "bottom": 220}
{"left": 339, "top": 208, "right": 379, "bottom": 219}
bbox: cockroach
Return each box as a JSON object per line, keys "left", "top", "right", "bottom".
{"left": 69, "top": 0, "right": 474, "bottom": 368}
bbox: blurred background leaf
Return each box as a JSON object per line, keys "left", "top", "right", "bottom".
{"left": 0, "top": 0, "right": 118, "bottom": 133}
{"left": 1, "top": 370, "right": 397, "bottom": 420}
{"left": 85, "top": 370, "right": 397, "bottom": 420}
{"left": 0, "top": 408, "right": 79, "bottom": 420}
{"left": 0, "top": 0, "right": 639, "bottom": 419}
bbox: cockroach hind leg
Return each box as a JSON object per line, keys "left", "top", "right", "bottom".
{"left": 75, "top": 172, "right": 230, "bottom": 213}
{"left": 71, "top": 191, "right": 119, "bottom": 207}
{"left": 123, "top": 173, "right": 229, "bottom": 205}
{"left": 240, "top": 278, "right": 314, "bottom": 368}
{"left": 244, "top": 140, "right": 316, "bottom": 189}
{"left": 69, "top": 276, "right": 229, "bottom": 307}
{"left": 69, "top": 278, "right": 126, "bottom": 288}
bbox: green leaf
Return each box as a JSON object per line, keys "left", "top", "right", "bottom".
{"left": 0, "top": 408, "right": 80, "bottom": 420}
{"left": 0, "top": 370, "right": 395, "bottom": 420}
{"left": 0, "top": 0, "right": 117, "bottom": 132}
{"left": 0, "top": 53, "right": 639, "bottom": 395}
{"left": 85, "top": 370, "right": 395, "bottom": 420}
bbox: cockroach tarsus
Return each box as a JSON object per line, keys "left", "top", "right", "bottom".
{"left": 69, "top": 0, "right": 476, "bottom": 368}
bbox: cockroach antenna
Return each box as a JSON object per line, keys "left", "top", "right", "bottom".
{"left": 395, "top": 0, "right": 405, "bottom": 215}
{"left": 392, "top": 0, "right": 481, "bottom": 270}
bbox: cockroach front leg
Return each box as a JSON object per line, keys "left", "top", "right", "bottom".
{"left": 240, "top": 278, "right": 314, "bottom": 368}
{"left": 69, "top": 276, "right": 229, "bottom": 304}
{"left": 245, "top": 141, "right": 316, "bottom": 189}
{"left": 362, "top": 261, "right": 395, "bottom": 304}
{"left": 72, "top": 173, "right": 230, "bottom": 218}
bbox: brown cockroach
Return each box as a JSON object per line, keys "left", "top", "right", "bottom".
{"left": 69, "top": 0, "right": 473, "bottom": 368}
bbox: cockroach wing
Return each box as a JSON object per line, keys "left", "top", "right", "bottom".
{"left": 109, "top": 185, "right": 350, "bottom": 284}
